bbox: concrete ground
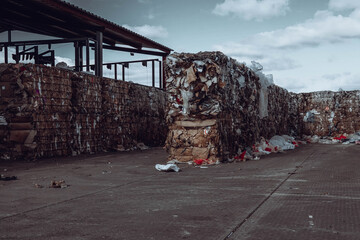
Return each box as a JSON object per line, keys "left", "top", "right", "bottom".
{"left": 0, "top": 143, "right": 359, "bottom": 240}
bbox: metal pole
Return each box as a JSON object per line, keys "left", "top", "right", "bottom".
{"left": 162, "top": 56, "right": 166, "bottom": 90}
{"left": 4, "top": 47, "right": 8, "bottom": 64}
{"left": 114, "top": 64, "right": 117, "bottom": 80}
{"left": 158, "top": 60, "right": 162, "bottom": 88}
{"left": 34, "top": 46, "right": 39, "bottom": 64}
{"left": 74, "top": 42, "right": 79, "bottom": 71}
{"left": 15, "top": 46, "right": 19, "bottom": 64}
{"left": 96, "top": 31, "right": 103, "bottom": 77}
{"left": 86, "top": 39, "right": 90, "bottom": 72}
{"left": 4, "top": 31, "right": 10, "bottom": 64}
{"left": 79, "top": 43, "right": 83, "bottom": 71}
{"left": 8, "top": 30, "right": 11, "bottom": 42}
{"left": 122, "top": 64, "right": 125, "bottom": 81}
{"left": 152, "top": 60, "right": 155, "bottom": 87}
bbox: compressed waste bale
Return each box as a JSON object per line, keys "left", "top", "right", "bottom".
{"left": 0, "top": 63, "right": 167, "bottom": 160}
{"left": 164, "top": 52, "right": 297, "bottom": 163}
{"left": 297, "top": 90, "right": 360, "bottom": 136}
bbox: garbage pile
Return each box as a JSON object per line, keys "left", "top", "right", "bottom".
{"left": 297, "top": 91, "right": 360, "bottom": 136}
{"left": 0, "top": 63, "right": 167, "bottom": 160}
{"left": 164, "top": 52, "right": 297, "bottom": 163}
{"left": 304, "top": 132, "right": 360, "bottom": 145}
{"left": 164, "top": 52, "right": 359, "bottom": 165}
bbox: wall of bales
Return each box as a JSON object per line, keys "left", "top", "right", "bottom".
{"left": 0, "top": 63, "right": 167, "bottom": 160}
{"left": 164, "top": 52, "right": 298, "bottom": 162}
{"left": 164, "top": 52, "right": 360, "bottom": 163}
{"left": 297, "top": 91, "right": 360, "bottom": 137}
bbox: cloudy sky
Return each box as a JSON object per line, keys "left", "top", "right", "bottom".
{"left": 2, "top": 0, "right": 360, "bottom": 92}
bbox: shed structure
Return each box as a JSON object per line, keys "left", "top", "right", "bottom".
{"left": 0, "top": 0, "right": 172, "bottom": 88}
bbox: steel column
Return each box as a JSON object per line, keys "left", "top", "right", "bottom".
{"left": 86, "top": 39, "right": 90, "bottom": 72}
{"left": 122, "top": 64, "right": 125, "bottom": 81}
{"left": 152, "top": 60, "right": 155, "bottom": 87}
{"left": 95, "top": 31, "right": 103, "bottom": 77}
{"left": 162, "top": 56, "right": 166, "bottom": 90}
{"left": 114, "top": 64, "right": 117, "bottom": 80}
{"left": 158, "top": 60, "right": 162, "bottom": 88}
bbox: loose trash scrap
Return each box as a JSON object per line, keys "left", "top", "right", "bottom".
{"left": 155, "top": 164, "right": 180, "bottom": 172}
{"left": 0, "top": 175, "right": 17, "bottom": 181}
{"left": 49, "top": 180, "right": 69, "bottom": 188}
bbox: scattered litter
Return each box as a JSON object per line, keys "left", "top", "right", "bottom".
{"left": 304, "top": 133, "right": 360, "bottom": 145}
{"left": 155, "top": 164, "right": 180, "bottom": 172}
{"left": 192, "top": 158, "right": 219, "bottom": 166}
{"left": 167, "top": 159, "right": 190, "bottom": 164}
{"left": 137, "top": 142, "right": 149, "bottom": 150}
{"left": 333, "top": 135, "right": 347, "bottom": 141}
{"left": 34, "top": 184, "right": 44, "bottom": 188}
{"left": 308, "top": 215, "right": 315, "bottom": 227}
{"left": 0, "top": 175, "right": 17, "bottom": 181}
{"left": 318, "top": 139, "right": 336, "bottom": 144}
{"left": 234, "top": 151, "right": 247, "bottom": 161}
{"left": 194, "top": 159, "right": 205, "bottom": 165}
{"left": 49, "top": 180, "right": 69, "bottom": 188}
{"left": 200, "top": 166, "right": 208, "bottom": 169}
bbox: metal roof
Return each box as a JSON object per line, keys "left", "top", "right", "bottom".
{"left": 0, "top": 0, "right": 172, "bottom": 54}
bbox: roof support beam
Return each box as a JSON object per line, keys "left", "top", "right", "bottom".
{"left": 95, "top": 31, "right": 103, "bottom": 77}
{"left": 162, "top": 56, "right": 166, "bottom": 90}
{"left": 99, "top": 44, "right": 169, "bottom": 57}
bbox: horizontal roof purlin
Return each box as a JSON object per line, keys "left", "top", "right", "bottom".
{"left": 0, "top": 0, "right": 172, "bottom": 54}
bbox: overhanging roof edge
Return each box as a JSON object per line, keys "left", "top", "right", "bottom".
{"left": 35, "top": 0, "right": 173, "bottom": 54}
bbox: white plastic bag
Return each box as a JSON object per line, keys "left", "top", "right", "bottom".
{"left": 155, "top": 164, "right": 180, "bottom": 172}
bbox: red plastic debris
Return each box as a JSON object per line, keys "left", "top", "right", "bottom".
{"left": 234, "top": 151, "right": 247, "bottom": 161}
{"left": 194, "top": 159, "right": 205, "bottom": 165}
{"left": 20, "top": 66, "right": 26, "bottom": 72}
{"left": 265, "top": 147, "right": 272, "bottom": 152}
{"left": 333, "top": 135, "right": 347, "bottom": 140}
{"left": 176, "top": 96, "right": 183, "bottom": 104}
{"left": 274, "top": 146, "right": 278, "bottom": 151}
{"left": 234, "top": 151, "right": 246, "bottom": 161}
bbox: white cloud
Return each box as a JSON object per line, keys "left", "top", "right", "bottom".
{"left": 213, "top": 5, "right": 360, "bottom": 71}
{"left": 254, "top": 10, "right": 360, "bottom": 49}
{"left": 328, "top": 0, "right": 360, "bottom": 11}
{"left": 122, "top": 24, "right": 168, "bottom": 39}
{"left": 55, "top": 56, "right": 74, "bottom": 66}
{"left": 137, "top": 0, "right": 151, "bottom": 3}
{"left": 307, "top": 73, "right": 360, "bottom": 92}
{"left": 212, "top": 3, "right": 360, "bottom": 92}
{"left": 271, "top": 72, "right": 360, "bottom": 93}
{"left": 147, "top": 13, "right": 155, "bottom": 20}
{"left": 212, "top": 0, "right": 290, "bottom": 21}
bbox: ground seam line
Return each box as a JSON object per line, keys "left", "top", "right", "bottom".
{"left": 224, "top": 151, "right": 315, "bottom": 239}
